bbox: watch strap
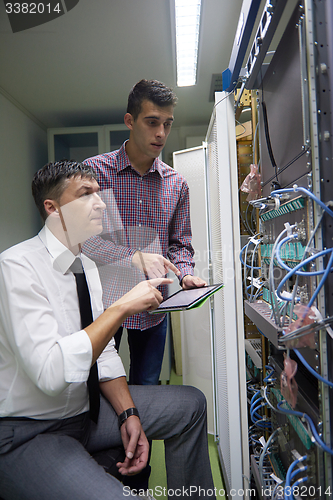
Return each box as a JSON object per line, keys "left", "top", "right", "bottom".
{"left": 118, "top": 407, "right": 140, "bottom": 429}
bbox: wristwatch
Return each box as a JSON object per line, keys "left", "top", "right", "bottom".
{"left": 118, "top": 407, "right": 140, "bottom": 429}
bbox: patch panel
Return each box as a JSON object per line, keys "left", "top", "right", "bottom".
{"left": 271, "top": 388, "right": 312, "bottom": 450}
{"left": 259, "top": 197, "right": 305, "bottom": 222}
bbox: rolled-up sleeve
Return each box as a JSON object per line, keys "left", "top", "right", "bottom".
{"left": 57, "top": 330, "right": 93, "bottom": 383}
{"left": 97, "top": 337, "right": 126, "bottom": 381}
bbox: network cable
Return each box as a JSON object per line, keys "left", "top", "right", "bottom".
{"left": 250, "top": 404, "right": 270, "bottom": 424}
{"left": 294, "top": 349, "right": 333, "bottom": 389}
{"left": 277, "top": 401, "right": 333, "bottom": 455}
{"left": 280, "top": 315, "right": 333, "bottom": 343}
{"left": 275, "top": 235, "right": 327, "bottom": 276}
{"left": 284, "top": 455, "right": 307, "bottom": 500}
{"left": 250, "top": 405, "right": 271, "bottom": 430}
{"left": 249, "top": 393, "right": 271, "bottom": 428}
{"left": 271, "top": 481, "right": 285, "bottom": 500}
{"left": 239, "top": 190, "right": 255, "bottom": 236}
{"left": 271, "top": 186, "right": 333, "bottom": 219}
{"left": 292, "top": 474, "right": 308, "bottom": 488}
{"left": 268, "top": 227, "right": 291, "bottom": 326}
{"left": 276, "top": 248, "right": 333, "bottom": 303}
{"left": 262, "top": 385, "right": 291, "bottom": 416}
{"left": 258, "top": 427, "right": 281, "bottom": 487}
{"left": 241, "top": 235, "right": 262, "bottom": 301}
{"left": 269, "top": 187, "right": 333, "bottom": 316}
{"left": 269, "top": 206, "right": 327, "bottom": 325}
{"left": 250, "top": 398, "right": 266, "bottom": 419}
{"left": 263, "top": 365, "right": 275, "bottom": 383}
{"left": 274, "top": 239, "right": 333, "bottom": 338}
{"left": 240, "top": 243, "right": 261, "bottom": 269}
{"left": 250, "top": 390, "right": 262, "bottom": 406}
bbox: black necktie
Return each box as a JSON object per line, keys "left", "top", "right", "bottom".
{"left": 71, "top": 258, "right": 100, "bottom": 423}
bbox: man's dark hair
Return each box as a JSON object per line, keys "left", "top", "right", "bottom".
{"left": 32, "top": 160, "right": 97, "bottom": 221}
{"left": 127, "top": 79, "right": 178, "bottom": 120}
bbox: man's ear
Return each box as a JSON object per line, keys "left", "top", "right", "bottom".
{"left": 124, "top": 113, "right": 134, "bottom": 130}
{"left": 44, "top": 199, "right": 59, "bottom": 217}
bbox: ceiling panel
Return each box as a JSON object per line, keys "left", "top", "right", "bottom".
{"left": 0, "top": 0, "right": 243, "bottom": 129}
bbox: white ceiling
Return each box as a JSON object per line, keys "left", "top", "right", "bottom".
{"left": 0, "top": 0, "right": 244, "bottom": 130}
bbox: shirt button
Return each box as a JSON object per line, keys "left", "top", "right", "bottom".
{"left": 139, "top": 200, "right": 142, "bottom": 204}
{"left": 138, "top": 223, "right": 142, "bottom": 227}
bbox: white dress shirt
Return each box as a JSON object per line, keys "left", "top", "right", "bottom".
{"left": 0, "top": 226, "right": 125, "bottom": 419}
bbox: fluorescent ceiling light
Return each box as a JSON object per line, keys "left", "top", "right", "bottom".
{"left": 175, "top": 0, "right": 202, "bottom": 87}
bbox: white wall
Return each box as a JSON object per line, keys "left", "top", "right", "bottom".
{"left": 0, "top": 93, "right": 48, "bottom": 252}
{"left": 163, "top": 125, "right": 207, "bottom": 166}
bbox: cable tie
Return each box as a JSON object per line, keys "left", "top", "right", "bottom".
{"left": 270, "top": 473, "right": 283, "bottom": 484}
{"left": 250, "top": 237, "right": 261, "bottom": 244}
{"left": 291, "top": 449, "right": 303, "bottom": 460}
{"left": 280, "top": 290, "right": 293, "bottom": 300}
{"left": 284, "top": 222, "right": 292, "bottom": 236}
{"left": 259, "top": 436, "right": 266, "bottom": 447}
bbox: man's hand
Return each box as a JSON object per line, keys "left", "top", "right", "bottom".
{"left": 181, "top": 275, "right": 207, "bottom": 290}
{"left": 117, "top": 416, "right": 149, "bottom": 476}
{"left": 132, "top": 251, "right": 180, "bottom": 279}
{"left": 113, "top": 277, "right": 173, "bottom": 315}
{"left": 86, "top": 278, "right": 173, "bottom": 363}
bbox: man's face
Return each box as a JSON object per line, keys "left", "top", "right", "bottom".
{"left": 126, "top": 99, "right": 174, "bottom": 160}
{"left": 55, "top": 175, "right": 106, "bottom": 247}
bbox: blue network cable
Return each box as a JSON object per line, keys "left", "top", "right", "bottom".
{"left": 264, "top": 365, "right": 275, "bottom": 382}
{"left": 250, "top": 390, "right": 262, "bottom": 406}
{"left": 275, "top": 235, "right": 329, "bottom": 276}
{"left": 271, "top": 185, "right": 333, "bottom": 307}
{"left": 276, "top": 248, "right": 333, "bottom": 302}
{"left": 240, "top": 243, "right": 261, "bottom": 269}
{"left": 292, "top": 475, "right": 308, "bottom": 488}
{"left": 242, "top": 237, "right": 262, "bottom": 301}
{"left": 258, "top": 427, "right": 281, "bottom": 486}
{"left": 252, "top": 418, "right": 271, "bottom": 430}
{"left": 307, "top": 249, "right": 333, "bottom": 307}
{"left": 250, "top": 400, "right": 265, "bottom": 419}
{"left": 277, "top": 401, "right": 333, "bottom": 455}
{"left": 271, "top": 481, "right": 285, "bottom": 500}
{"left": 284, "top": 455, "right": 307, "bottom": 500}
{"left": 271, "top": 186, "right": 333, "bottom": 219}
{"left": 250, "top": 398, "right": 271, "bottom": 429}
{"left": 294, "top": 349, "right": 333, "bottom": 389}
{"left": 291, "top": 465, "right": 308, "bottom": 481}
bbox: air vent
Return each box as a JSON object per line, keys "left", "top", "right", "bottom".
{"left": 209, "top": 73, "right": 223, "bottom": 101}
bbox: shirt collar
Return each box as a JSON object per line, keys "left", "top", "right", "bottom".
{"left": 117, "top": 141, "right": 163, "bottom": 178}
{"left": 38, "top": 226, "right": 78, "bottom": 275}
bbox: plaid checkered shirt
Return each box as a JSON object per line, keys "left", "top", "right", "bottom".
{"left": 82, "top": 142, "right": 195, "bottom": 330}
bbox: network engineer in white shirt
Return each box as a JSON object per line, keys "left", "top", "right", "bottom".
{"left": 0, "top": 160, "right": 215, "bottom": 500}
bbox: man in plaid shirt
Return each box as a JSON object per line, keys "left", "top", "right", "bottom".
{"left": 83, "top": 80, "right": 206, "bottom": 389}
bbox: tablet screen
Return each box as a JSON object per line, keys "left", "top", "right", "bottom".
{"left": 151, "top": 284, "right": 223, "bottom": 312}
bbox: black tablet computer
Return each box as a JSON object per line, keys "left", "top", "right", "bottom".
{"left": 149, "top": 283, "right": 224, "bottom": 314}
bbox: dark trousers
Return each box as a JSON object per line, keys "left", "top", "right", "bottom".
{"left": 115, "top": 316, "right": 168, "bottom": 385}
{"left": 0, "top": 385, "right": 215, "bottom": 500}
{"left": 115, "top": 316, "right": 168, "bottom": 489}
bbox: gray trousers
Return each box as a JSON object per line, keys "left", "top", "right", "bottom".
{"left": 0, "top": 385, "right": 216, "bottom": 500}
